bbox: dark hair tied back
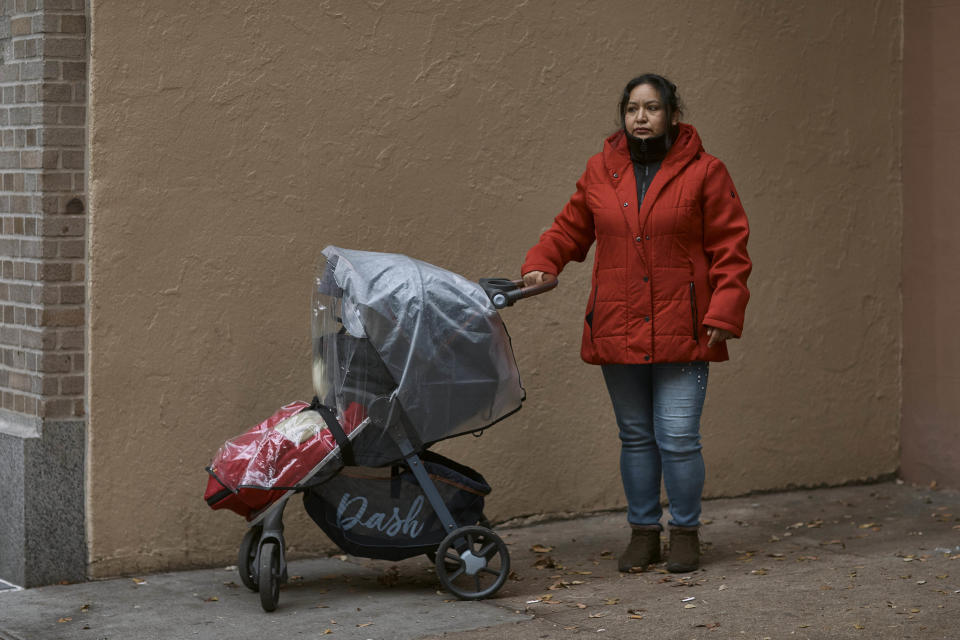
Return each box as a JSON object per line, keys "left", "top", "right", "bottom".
{"left": 618, "top": 73, "right": 684, "bottom": 132}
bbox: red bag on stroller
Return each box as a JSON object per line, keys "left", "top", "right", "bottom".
{"left": 204, "top": 401, "right": 366, "bottom": 520}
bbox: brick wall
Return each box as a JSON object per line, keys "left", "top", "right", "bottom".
{"left": 0, "top": 0, "right": 86, "bottom": 431}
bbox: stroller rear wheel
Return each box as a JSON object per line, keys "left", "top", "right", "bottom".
{"left": 435, "top": 525, "right": 510, "bottom": 600}
{"left": 258, "top": 541, "right": 281, "bottom": 612}
{"left": 237, "top": 525, "right": 262, "bottom": 592}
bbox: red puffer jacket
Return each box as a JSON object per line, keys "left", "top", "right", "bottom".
{"left": 522, "top": 123, "right": 751, "bottom": 364}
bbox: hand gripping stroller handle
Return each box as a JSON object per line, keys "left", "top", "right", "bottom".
{"left": 479, "top": 275, "right": 558, "bottom": 309}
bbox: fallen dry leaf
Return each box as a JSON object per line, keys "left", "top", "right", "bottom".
{"left": 575, "top": 603, "right": 587, "bottom": 609}
{"left": 531, "top": 544, "right": 554, "bottom": 553}
{"left": 533, "top": 556, "right": 562, "bottom": 570}
{"left": 131, "top": 578, "right": 146, "bottom": 585}
{"left": 684, "top": 604, "right": 697, "bottom": 609}
{"left": 378, "top": 566, "right": 400, "bottom": 587}
{"left": 204, "top": 596, "right": 219, "bottom": 602}
{"left": 751, "top": 569, "right": 768, "bottom": 575}
{"left": 630, "top": 614, "right": 644, "bottom": 620}
{"left": 58, "top": 618, "right": 72, "bottom": 623}
{"left": 604, "top": 598, "right": 620, "bottom": 605}
{"left": 588, "top": 611, "right": 609, "bottom": 618}
{"left": 854, "top": 623, "right": 865, "bottom": 630}
{"left": 80, "top": 604, "right": 90, "bottom": 612}
{"left": 357, "top": 622, "right": 373, "bottom": 627}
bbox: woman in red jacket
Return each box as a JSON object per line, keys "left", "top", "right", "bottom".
{"left": 522, "top": 74, "right": 751, "bottom": 573}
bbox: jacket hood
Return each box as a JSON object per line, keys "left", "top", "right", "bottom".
{"left": 603, "top": 122, "right": 703, "bottom": 175}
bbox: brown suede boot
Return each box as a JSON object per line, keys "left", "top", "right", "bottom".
{"left": 666, "top": 526, "right": 700, "bottom": 573}
{"left": 618, "top": 525, "right": 662, "bottom": 573}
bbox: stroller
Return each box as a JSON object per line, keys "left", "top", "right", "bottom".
{"left": 204, "top": 246, "right": 555, "bottom": 611}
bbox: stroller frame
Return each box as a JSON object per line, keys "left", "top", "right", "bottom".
{"left": 239, "top": 393, "right": 510, "bottom": 611}
{"left": 230, "top": 266, "right": 557, "bottom": 612}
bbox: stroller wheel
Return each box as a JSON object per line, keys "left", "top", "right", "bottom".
{"left": 258, "top": 541, "right": 281, "bottom": 612}
{"left": 435, "top": 526, "right": 510, "bottom": 600}
{"left": 237, "top": 525, "right": 262, "bottom": 592}
{"left": 426, "top": 549, "right": 460, "bottom": 573}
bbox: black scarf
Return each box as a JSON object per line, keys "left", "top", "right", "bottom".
{"left": 625, "top": 131, "right": 671, "bottom": 205}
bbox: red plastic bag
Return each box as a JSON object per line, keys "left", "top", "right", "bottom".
{"left": 204, "top": 401, "right": 365, "bottom": 520}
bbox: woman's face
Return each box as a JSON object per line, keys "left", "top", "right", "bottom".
{"left": 624, "top": 83, "right": 677, "bottom": 139}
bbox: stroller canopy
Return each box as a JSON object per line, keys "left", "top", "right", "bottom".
{"left": 313, "top": 246, "right": 524, "bottom": 460}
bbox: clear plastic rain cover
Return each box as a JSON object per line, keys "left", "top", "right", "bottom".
{"left": 312, "top": 246, "right": 524, "bottom": 467}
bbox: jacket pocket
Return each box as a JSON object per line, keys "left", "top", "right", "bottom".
{"left": 585, "top": 283, "right": 599, "bottom": 340}
{"left": 688, "top": 282, "right": 698, "bottom": 341}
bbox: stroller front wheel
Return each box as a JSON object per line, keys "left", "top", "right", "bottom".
{"left": 258, "top": 541, "right": 281, "bottom": 612}
{"left": 435, "top": 526, "right": 510, "bottom": 600}
{"left": 237, "top": 525, "right": 262, "bottom": 592}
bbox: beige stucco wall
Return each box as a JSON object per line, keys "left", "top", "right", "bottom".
{"left": 87, "top": 1, "right": 902, "bottom": 576}
{"left": 901, "top": 0, "right": 960, "bottom": 488}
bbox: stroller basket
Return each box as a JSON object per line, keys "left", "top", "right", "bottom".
{"left": 303, "top": 451, "right": 490, "bottom": 561}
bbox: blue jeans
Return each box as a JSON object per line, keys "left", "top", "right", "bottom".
{"left": 601, "top": 362, "right": 708, "bottom": 529}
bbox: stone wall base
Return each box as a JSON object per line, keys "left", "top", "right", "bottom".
{"left": 0, "top": 419, "right": 85, "bottom": 587}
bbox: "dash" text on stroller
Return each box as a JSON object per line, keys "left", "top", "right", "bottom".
{"left": 335, "top": 494, "right": 426, "bottom": 539}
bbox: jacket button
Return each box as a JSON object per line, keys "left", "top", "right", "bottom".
{"left": 644, "top": 355, "right": 650, "bottom": 361}
{"left": 613, "top": 172, "right": 619, "bottom": 178}
{"left": 645, "top": 235, "right": 650, "bottom": 240}
{"left": 644, "top": 316, "right": 650, "bottom": 322}
{"left": 643, "top": 276, "right": 649, "bottom": 282}
{"left": 635, "top": 236, "right": 642, "bottom": 242}
{"left": 623, "top": 202, "right": 629, "bottom": 207}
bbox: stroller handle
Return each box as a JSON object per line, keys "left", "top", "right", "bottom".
{"left": 479, "top": 275, "right": 558, "bottom": 309}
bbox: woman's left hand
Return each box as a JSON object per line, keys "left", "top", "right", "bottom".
{"left": 705, "top": 325, "right": 735, "bottom": 348}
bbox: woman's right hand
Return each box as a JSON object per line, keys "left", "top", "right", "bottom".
{"left": 522, "top": 270, "right": 547, "bottom": 287}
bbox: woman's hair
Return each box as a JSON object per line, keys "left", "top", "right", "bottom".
{"left": 617, "top": 73, "right": 684, "bottom": 129}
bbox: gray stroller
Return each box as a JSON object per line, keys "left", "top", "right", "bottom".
{"left": 229, "top": 246, "right": 554, "bottom": 611}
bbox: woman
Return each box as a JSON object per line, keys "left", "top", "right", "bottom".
{"left": 521, "top": 74, "right": 751, "bottom": 573}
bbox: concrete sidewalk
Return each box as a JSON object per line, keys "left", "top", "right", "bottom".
{"left": 1, "top": 481, "right": 958, "bottom": 640}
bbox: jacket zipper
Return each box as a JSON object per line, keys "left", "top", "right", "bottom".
{"left": 689, "top": 282, "right": 698, "bottom": 340}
